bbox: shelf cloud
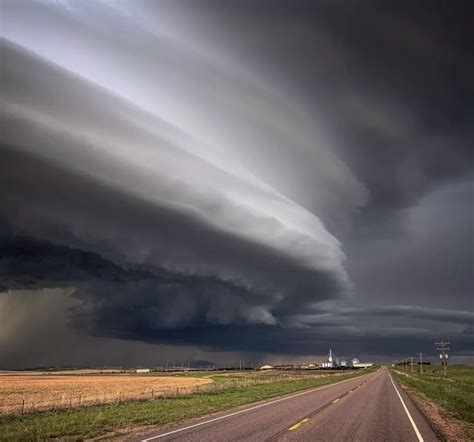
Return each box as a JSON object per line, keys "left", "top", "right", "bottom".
{"left": 1, "top": 0, "right": 473, "bottom": 366}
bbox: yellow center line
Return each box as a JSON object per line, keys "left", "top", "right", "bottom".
{"left": 332, "top": 398, "right": 340, "bottom": 403}
{"left": 288, "top": 418, "right": 310, "bottom": 431}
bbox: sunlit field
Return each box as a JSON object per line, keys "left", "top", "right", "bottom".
{"left": 0, "top": 372, "right": 211, "bottom": 414}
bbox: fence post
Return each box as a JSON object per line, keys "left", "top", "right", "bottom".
{"left": 78, "top": 393, "right": 82, "bottom": 406}
{"left": 21, "top": 397, "right": 25, "bottom": 415}
{"left": 151, "top": 388, "right": 154, "bottom": 399}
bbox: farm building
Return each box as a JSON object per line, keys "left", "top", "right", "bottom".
{"left": 353, "top": 362, "right": 373, "bottom": 369}
{"left": 302, "top": 363, "right": 318, "bottom": 369}
{"left": 135, "top": 368, "right": 151, "bottom": 373}
{"left": 259, "top": 364, "right": 274, "bottom": 370}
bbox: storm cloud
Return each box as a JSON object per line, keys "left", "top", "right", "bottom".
{"left": 1, "top": 0, "right": 473, "bottom": 366}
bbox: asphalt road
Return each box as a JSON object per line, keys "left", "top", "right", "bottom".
{"left": 134, "top": 367, "right": 438, "bottom": 441}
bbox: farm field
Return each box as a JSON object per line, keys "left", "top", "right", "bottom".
{"left": 0, "top": 368, "right": 357, "bottom": 415}
{"left": 0, "top": 369, "right": 124, "bottom": 375}
{"left": 0, "top": 369, "right": 369, "bottom": 441}
{"left": 0, "top": 373, "right": 212, "bottom": 415}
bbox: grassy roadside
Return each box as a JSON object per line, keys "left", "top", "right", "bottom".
{"left": 390, "top": 365, "right": 474, "bottom": 439}
{"left": 0, "top": 370, "right": 370, "bottom": 441}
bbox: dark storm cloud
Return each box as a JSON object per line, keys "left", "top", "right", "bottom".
{"left": 346, "top": 178, "right": 474, "bottom": 310}
{"left": 0, "top": 38, "right": 348, "bottom": 339}
{"left": 0, "top": 143, "right": 343, "bottom": 329}
{"left": 291, "top": 305, "right": 474, "bottom": 328}
{"left": 1, "top": 0, "right": 473, "bottom": 365}
{"left": 182, "top": 0, "right": 474, "bottom": 215}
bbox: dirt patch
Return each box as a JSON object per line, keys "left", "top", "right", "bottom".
{"left": 399, "top": 383, "right": 472, "bottom": 441}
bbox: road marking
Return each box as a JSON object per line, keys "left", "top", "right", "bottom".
{"left": 141, "top": 373, "right": 374, "bottom": 441}
{"left": 388, "top": 371, "right": 424, "bottom": 442}
{"left": 288, "top": 418, "right": 309, "bottom": 431}
{"left": 332, "top": 398, "right": 340, "bottom": 403}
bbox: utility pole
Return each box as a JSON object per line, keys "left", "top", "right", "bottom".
{"left": 435, "top": 341, "right": 450, "bottom": 378}
{"left": 417, "top": 353, "right": 424, "bottom": 375}
{"left": 410, "top": 357, "right": 414, "bottom": 373}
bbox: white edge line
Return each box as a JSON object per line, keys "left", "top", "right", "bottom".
{"left": 141, "top": 372, "right": 374, "bottom": 441}
{"left": 388, "top": 369, "right": 424, "bottom": 442}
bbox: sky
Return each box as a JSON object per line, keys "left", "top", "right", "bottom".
{"left": 1, "top": 0, "right": 473, "bottom": 368}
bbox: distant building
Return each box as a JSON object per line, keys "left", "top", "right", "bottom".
{"left": 353, "top": 362, "right": 373, "bottom": 369}
{"left": 136, "top": 368, "right": 150, "bottom": 373}
{"left": 322, "top": 349, "right": 339, "bottom": 368}
{"left": 351, "top": 358, "right": 360, "bottom": 366}
{"left": 259, "top": 364, "right": 274, "bottom": 370}
{"left": 300, "top": 363, "right": 318, "bottom": 369}
{"left": 340, "top": 360, "right": 348, "bottom": 367}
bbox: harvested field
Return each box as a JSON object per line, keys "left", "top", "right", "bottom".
{"left": 0, "top": 369, "right": 124, "bottom": 376}
{"left": 0, "top": 374, "right": 212, "bottom": 415}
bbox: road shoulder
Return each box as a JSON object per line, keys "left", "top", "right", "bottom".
{"left": 397, "top": 381, "right": 471, "bottom": 442}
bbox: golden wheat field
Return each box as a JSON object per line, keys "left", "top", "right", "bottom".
{"left": 0, "top": 373, "right": 212, "bottom": 414}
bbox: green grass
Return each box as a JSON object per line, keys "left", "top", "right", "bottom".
{"left": 390, "top": 365, "right": 474, "bottom": 439}
{"left": 0, "top": 371, "right": 367, "bottom": 441}
{"left": 174, "top": 368, "right": 348, "bottom": 385}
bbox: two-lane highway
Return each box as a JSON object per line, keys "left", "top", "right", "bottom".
{"left": 134, "top": 367, "right": 438, "bottom": 441}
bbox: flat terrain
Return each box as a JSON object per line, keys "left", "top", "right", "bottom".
{"left": 134, "top": 367, "right": 437, "bottom": 441}
{"left": 391, "top": 365, "right": 474, "bottom": 439}
{"left": 0, "top": 370, "right": 365, "bottom": 440}
{"left": 0, "top": 373, "right": 212, "bottom": 414}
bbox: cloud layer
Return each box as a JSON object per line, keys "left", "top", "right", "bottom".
{"left": 1, "top": 36, "right": 356, "bottom": 331}
{"left": 1, "top": 0, "right": 473, "bottom": 366}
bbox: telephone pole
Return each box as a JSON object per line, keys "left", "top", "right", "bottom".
{"left": 417, "top": 353, "right": 424, "bottom": 375}
{"left": 435, "top": 341, "right": 450, "bottom": 378}
{"left": 410, "top": 357, "right": 414, "bottom": 373}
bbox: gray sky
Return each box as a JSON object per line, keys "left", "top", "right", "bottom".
{"left": 1, "top": 0, "right": 473, "bottom": 368}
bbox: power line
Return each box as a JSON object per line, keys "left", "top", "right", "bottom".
{"left": 416, "top": 353, "right": 424, "bottom": 375}
{"left": 435, "top": 340, "right": 450, "bottom": 378}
